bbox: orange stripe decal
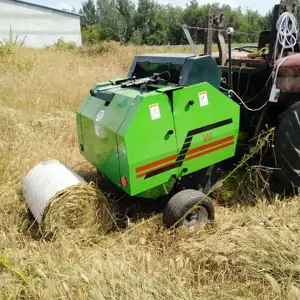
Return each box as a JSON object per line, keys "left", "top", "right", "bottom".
{"left": 184, "top": 141, "right": 234, "bottom": 162}
{"left": 135, "top": 154, "right": 177, "bottom": 173}
{"left": 187, "top": 135, "right": 234, "bottom": 156}
{"left": 135, "top": 135, "right": 235, "bottom": 176}
{"left": 135, "top": 119, "right": 235, "bottom": 179}
{"left": 136, "top": 162, "right": 176, "bottom": 178}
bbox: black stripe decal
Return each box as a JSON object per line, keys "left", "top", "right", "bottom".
{"left": 176, "top": 154, "right": 186, "bottom": 162}
{"left": 181, "top": 146, "right": 190, "bottom": 152}
{"left": 145, "top": 163, "right": 179, "bottom": 179}
{"left": 187, "top": 119, "right": 233, "bottom": 137}
{"left": 178, "top": 150, "right": 188, "bottom": 157}
{"left": 182, "top": 142, "right": 191, "bottom": 149}
{"left": 178, "top": 147, "right": 189, "bottom": 156}
{"left": 184, "top": 136, "right": 193, "bottom": 143}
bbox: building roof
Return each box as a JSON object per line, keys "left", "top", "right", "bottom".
{"left": 8, "top": 0, "right": 81, "bottom": 16}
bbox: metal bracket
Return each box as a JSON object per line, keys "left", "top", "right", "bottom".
{"left": 182, "top": 25, "right": 200, "bottom": 57}
{"left": 182, "top": 10, "right": 227, "bottom": 64}
{"left": 204, "top": 15, "right": 214, "bottom": 56}
{"left": 213, "top": 11, "right": 227, "bottom": 66}
{"left": 281, "top": 0, "right": 298, "bottom": 15}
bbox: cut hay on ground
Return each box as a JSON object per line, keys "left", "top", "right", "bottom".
{"left": 41, "top": 183, "right": 114, "bottom": 237}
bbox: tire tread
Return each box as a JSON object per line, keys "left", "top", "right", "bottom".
{"left": 163, "top": 189, "right": 214, "bottom": 228}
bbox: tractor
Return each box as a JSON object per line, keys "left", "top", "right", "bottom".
{"left": 76, "top": 0, "right": 300, "bottom": 228}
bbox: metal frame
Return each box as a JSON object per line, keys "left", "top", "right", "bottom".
{"left": 182, "top": 26, "right": 200, "bottom": 57}
{"left": 213, "top": 12, "right": 227, "bottom": 66}
{"left": 204, "top": 15, "right": 214, "bottom": 56}
{"left": 182, "top": 11, "right": 227, "bottom": 66}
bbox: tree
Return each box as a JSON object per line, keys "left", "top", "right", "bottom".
{"left": 82, "top": 24, "right": 100, "bottom": 44}
{"left": 129, "top": 30, "right": 143, "bottom": 44}
{"left": 134, "top": 0, "right": 158, "bottom": 44}
{"left": 97, "top": 0, "right": 127, "bottom": 42}
{"left": 79, "top": 0, "right": 274, "bottom": 46}
{"left": 117, "top": 0, "right": 135, "bottom": 42}
{"left": 182, "top": 2, "right": 207, "bottom": 44}
{"left": 223, "top": 6, "right": 248, "bottom": 43}
{"left": 238, "top": 9, "right": 262, "bottom": 43}
{"left": 79, "top": 0, "right": 98, "bottom": 27}
{"left": 260, "top": 9, "right": 273, "bottom": 31}
{"left": 164, "top": 5, "right": 184, "bottom": 45}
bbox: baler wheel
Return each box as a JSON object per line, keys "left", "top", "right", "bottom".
{"left": 274, "top": 102, "right": 300, "bottom": 193}
{"left": 163, "top": 189, "right": 215, "bottom": 229}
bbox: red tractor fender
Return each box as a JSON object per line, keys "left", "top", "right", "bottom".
{"left": 277, "top": 53, "right": 300, "bottom": 92}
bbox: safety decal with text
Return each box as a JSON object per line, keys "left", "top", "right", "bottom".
{"left": 149, "top": 103, "right": 161, "bottom": 120}
{"left": 199, "top": 91, "right": 209, "bottom": 107}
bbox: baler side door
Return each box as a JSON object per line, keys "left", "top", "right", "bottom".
{"left": 121, "top": 92, "right": 179, "bottom": 196}
{"left": 172, "top": 82, "right": 240, "bottom": 178}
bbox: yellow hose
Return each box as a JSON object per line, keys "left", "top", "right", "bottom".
{"left": 247, "top": 47, "right": 268, "bottom": 59}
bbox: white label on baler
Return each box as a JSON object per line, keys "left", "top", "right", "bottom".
{"left": 149, "top": 103, "right": 161, "bottom": 120}
{"left": 199, "top": 91, "right": 208, "bottom": 107}
{"left": 95, "top": 125, "right": 100, "bottom": 136}
{"left": 95, "top": 110, "right": 105, "bottom": 121}
{"left": 268, "top": 85, "right": 280, "bottom": 103}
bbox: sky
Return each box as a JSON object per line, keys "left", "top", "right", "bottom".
{"left": 33, "top": 0, "right": 278, "bottom": 15}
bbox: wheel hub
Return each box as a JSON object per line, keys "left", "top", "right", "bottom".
{"left": 183, "top": 206, "right": 209, "bottom": 227}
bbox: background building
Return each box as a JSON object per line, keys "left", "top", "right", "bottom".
{"left": 0, "top": 0, "right": 82, "bottom": 48}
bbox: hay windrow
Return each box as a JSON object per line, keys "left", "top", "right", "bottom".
{"left": 41, "top": 183, "right": 114, "bottom": 238}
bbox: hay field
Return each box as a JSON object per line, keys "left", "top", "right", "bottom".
{"left": 1, "top": 42, "right": 300, "bottom": 300}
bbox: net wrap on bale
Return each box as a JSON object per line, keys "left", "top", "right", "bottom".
{"left": 22, "top": 160, "right": 114, "bottom": 238}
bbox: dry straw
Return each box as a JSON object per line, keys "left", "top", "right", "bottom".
{"left": 3, "top": 44, "right": 300, "bottom": 300}
{"left": 41, "top": 183, "right": 114, "bottom": 238}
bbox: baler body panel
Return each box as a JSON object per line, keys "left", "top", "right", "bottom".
{"left": 119, "top": 92, "right": 179, "bottom": 196}
{"left": 77, "top": 85, "right": 141, "bottom": 187}
{"left": 180, "top": 56, "right": 221, "bottom": 88}
{"left": 76, "top": 53, "right": 241, "bottom": 198}
{"left": 172, "top": 82, "right": 240, "bottom": 177}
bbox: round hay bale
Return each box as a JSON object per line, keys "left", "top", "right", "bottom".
{"left": 41, "top": 183, "right": 114, "bottom": 237}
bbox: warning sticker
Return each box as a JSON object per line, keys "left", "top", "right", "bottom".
{"left": 199, "top": 91, "right": 209, "bottom": 107}
{"left": 149, "top": 103, "right": 161, "bottom": 120}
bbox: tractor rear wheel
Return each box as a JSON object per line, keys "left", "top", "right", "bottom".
{"left": 163, "top": 189, "right": 215, "bottom": 228}
{"left": 274, "top": 101, "right": 300, "bottom": 193}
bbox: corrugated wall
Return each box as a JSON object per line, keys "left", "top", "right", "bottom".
{"left": 0, "top": 0, "right": 82, "bottom": 48}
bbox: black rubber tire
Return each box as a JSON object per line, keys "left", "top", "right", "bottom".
{"left": 163, "top": 189, "right": 215, "bottom": 228}
{"left": 274, "top": 101, "right": 300, "bottom": 193}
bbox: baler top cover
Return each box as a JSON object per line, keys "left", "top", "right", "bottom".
{"left": 128, "top": 53, "right": 221, "bottom": 89}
